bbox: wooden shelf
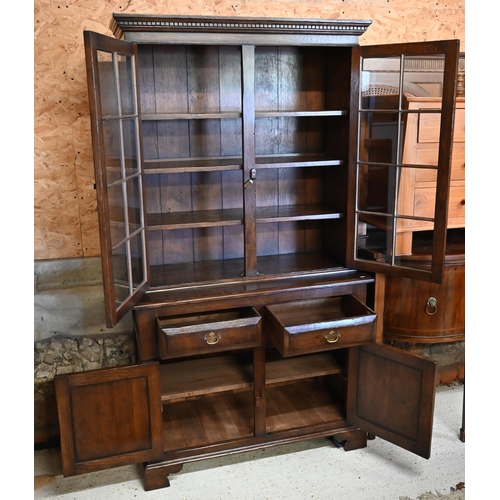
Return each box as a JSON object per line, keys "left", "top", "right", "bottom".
{"left": 144, "top": 156, "right": 243, "bottom": 173}
{"left": 149, "top": 252, "right": 343, "bottom": 288}
{"left": 147, "top": 205, "right": 343, "bottom": 231}
{"left": 255, "top": 110, "right": 348, "bottom": 117}
{"left": 256, "top": 154, "right": 345, "bottom": 169}
{"left": 160, "top": 355, "right": 253, "bottom": 403}
{"left": 266, "top": 379, "right": 345, "bottom": 433}
{"left": 266, "top": 352, "right": 342, "bottom": 387}
{"left": 256, "top": 204, "right": 344, "bottom": 223}
{"left": 142, "top": 112, "right": 242, "bottom": 121}
{"left": 143, "top": 154, "right": 345, "bottom": 174}
{"left": 148, "top": 209, "right": 244, "bottom": 230}
{"left": 162, "top": 391, "right": 254, "bottom": 451}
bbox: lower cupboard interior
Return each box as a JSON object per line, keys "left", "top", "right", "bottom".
{"left": 159, "top": 349, "right": 348, "bottom": 452}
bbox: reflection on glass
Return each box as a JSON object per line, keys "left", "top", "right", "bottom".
{"left": 118, "top": 54, "right": 136, "bottom": 116}
{"left": 359, "top": 111, "right": 400, "bottom": 164}
{"left": 97, "top": 51, "right": 119, "bottom": 116}
{"left": 108, "top": 183, "right": 126, "bottom": 247}
{"left": 356, "top": 51, "right": 447, "bottom": 269}
{"left": 356, "top": 214, "right": 436, "bottom": 270}
{"left": 361, "top": 57, "right": 401, "bottom": 110}
{"left": 357, "top": 163, "right": 397, "bottom": 215}
{"left": 403, "top": 55, "right": 445, "bottom": 100}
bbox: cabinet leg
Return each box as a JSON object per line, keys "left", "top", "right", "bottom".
{"left": 331, "top": 428, "right": 367, "bottom": 451}
{"left": 459, "top": 383, "right": 465, "bottom": 442}
{"left": 143, "top": 462, "right": 183, "bottom": 491}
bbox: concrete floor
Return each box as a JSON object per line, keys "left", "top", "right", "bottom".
{"left": 34, "top": 384, "right": 464, "bottom": 499}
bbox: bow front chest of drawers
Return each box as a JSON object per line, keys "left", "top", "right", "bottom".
{"left": 54, "top": 14, "right": 460, "bottom": 491}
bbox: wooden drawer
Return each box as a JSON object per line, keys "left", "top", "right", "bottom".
{"left": 415, "top": 142, "right": 465, "bottom": 182}
{"left": 157, "top": 308, "right": 261, "bottom": 359}
{"left": 265, "top": 296, "right": 376, "bottom": 357}
{"left": 418, "top": 108, "right": 465, "bottom": 144}
{"left": 414, "top": 183, "right": 465, "bottom": 222}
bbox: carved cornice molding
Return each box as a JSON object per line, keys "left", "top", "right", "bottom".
{"left": 111, "top": 14, "right": 372, "bottom": 40}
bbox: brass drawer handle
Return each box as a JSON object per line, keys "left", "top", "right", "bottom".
{"left": 204, "top": 331, "right": 221, "bottom": 345}
{"left": 425, "top": 297, "right": 437, "bottom": 316}
{"left": 324, "top": 330, "right": 341, "bottom": 343}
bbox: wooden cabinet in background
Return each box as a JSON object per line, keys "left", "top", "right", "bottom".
{"left": 54, "top": 14, "right": 460, "bottom": 492}
{"left": 396, "top": 97, "right": 465, "bottom": 255}
{"left": 384, "top": 231, "right": 465, "bottom": 343}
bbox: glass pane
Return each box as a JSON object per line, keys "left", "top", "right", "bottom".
{"left": 122, "top": 119, "right": 140, "bottom": 176}
{"left": 361, "top": 57, "right": 401, "bottom": 110}
{"left": 359, "top": 111, "right": 400, "bottom": 164}
{"left": 403, "top": 55, "right": 445, "bottom": 100}
{"left": 97, "top": 50, "right": 119, "bottom": 116}
{"left": 357, "top": 214, "right": 436, "bottom": 271}
{"left": 397, "top": 166, "right": 437, "bottom": 219}
{"left": 102, "top": 120, "right": 122, "bottom": 183}
{"left": 118, "top": 53, "right": 136, "bottom": 115}
{"left": 112, "top": 243, "right": 129, "bottom": 305}
{"left": 129, "top": 233, "right": 146, "bottom": 287}
{"left": 356, "top": 214, "right": 394, "bottom": 261}
{"left": 126, "top": 176, "right": 143, "bottom": 233}
{"left": 357, "top": 163, "right": 398, "bottom": 215}
{"left": 108, "top": 183, "right": 126, "bottom": 247}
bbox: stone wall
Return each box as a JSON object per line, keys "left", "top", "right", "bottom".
{"left": 34, "top": 332, "right": 135, "bottom": 444}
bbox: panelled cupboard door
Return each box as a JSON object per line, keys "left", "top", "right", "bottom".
{"left": 55, "top": 363, "right": 163, "bottom": 477}
{"left": 347, "top": 343, "right": 436, "bottom": 459}
{"left": 84, "top": 31, "right": 150, "bottom": 327}
{"left": 348, "top": 40, "right": 460, "bottom": 284}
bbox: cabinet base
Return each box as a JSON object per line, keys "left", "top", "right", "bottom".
{"left": 143, "top": 427, "right": 367, "bottom": 491}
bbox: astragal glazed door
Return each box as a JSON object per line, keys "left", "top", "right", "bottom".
{"left": 348, "top": 40, "right": 460, "bottom": 283}
{"left": 84, "top": 31, "right": 150, "bottom": 326}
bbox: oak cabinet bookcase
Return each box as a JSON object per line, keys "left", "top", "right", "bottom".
{"left": 54, "top": 14, "right": 460, "bottom": 492}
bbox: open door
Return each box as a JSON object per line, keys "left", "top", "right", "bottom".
{"left": 348, "top": 40, "right": 460, "bottom": 283}
{"left": 55, "top": 363, "right": 163, "bottom": 476}
{"left": 347, "top": 343, "right": 436, "bottom": 458}
{"left": 84, "top": 31, "right": 150, "bottom": 327}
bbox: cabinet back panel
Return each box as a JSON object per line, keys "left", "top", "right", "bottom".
{"left": 148, "top": 227, "right": 244, "bottom": 267}
{"left": 257, "top": 221, "right": 322, "bottom": 256}
{"left": 142, "top": 119, "right": 242, "bottom": 160}
{"left": 138, "top": 45, "right": 242, "bottom": 114}
{"left": 145, "top": 171, "right": 242, "bottom": 215}
{"left": 256, "top": 168, "right": 341, "bottom": 209}
{"left": 255, "top": 117, "right": 324, "bottom": 155}
{"left": 255, "top": 47, "right": 327, "bottom": 112}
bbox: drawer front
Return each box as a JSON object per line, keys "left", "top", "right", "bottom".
{"left": 265, "top": 296, "right": 376, "bottom": 357}
{"left": 415, "top": 143, "right": 465, "bottom": 182}
{"left": 157, "top": 308, "right": 261, "bottom": 359}
{"left": 418, "top": 108, "right": 464, "bottom": 144}
{"left": 414, "top": 183, "right": 465, "bottom": 222}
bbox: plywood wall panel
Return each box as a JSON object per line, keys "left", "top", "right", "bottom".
{"left": 34, "top": 0, "right": 465, "bottom": 260}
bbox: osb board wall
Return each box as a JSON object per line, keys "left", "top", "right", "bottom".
{"left": 34, "top": 0, "right": 465, "bottom": 260}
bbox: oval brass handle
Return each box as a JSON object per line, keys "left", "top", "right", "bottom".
{"left": 204, "top": 331, "right": 221, "bottom": 345}
{"left": 324, "top": 330, "right": 341, "bottom": 343}
{"left": 425, "top": 297, "right": 437, "bottom": 316}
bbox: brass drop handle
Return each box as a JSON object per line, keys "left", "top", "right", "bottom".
{"left": 425, "top": 297, "right": 437, "bottom": 316}
{"left": 204, "top": 331, "right": 221, "bottom": 345}
{"left": 324, "top": 330, "right": 341, "bottom": 343}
